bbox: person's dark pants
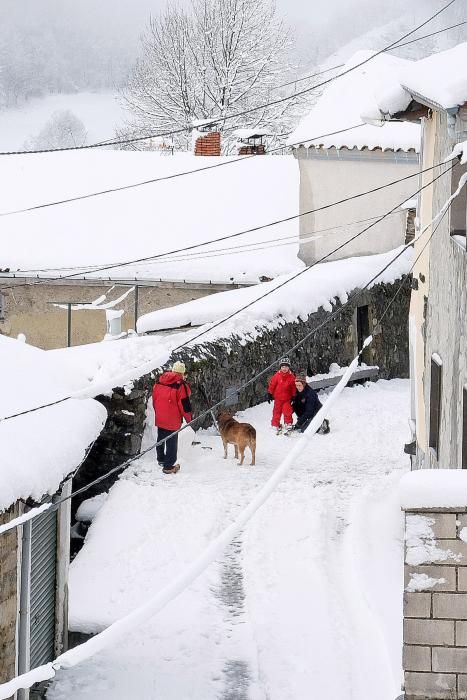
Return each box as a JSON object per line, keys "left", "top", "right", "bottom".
{"left": 297, "top": 417, "right": 312, "bottom": 433}
{"left": 156, "top": 427, "right": 179, "bottom": 468}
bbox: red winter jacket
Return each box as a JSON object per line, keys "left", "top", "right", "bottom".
{"left": 152, "top": 372, "right": 193, "bottom": 431}
{"left": 268, "top": 370, "right": 296, "bottom": 402}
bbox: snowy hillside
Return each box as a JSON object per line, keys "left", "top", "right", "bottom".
{"left": 0, "top": 92, "right": 125, "bottom": 151}
{"left": 293, "top": 9, "right": 467, "bottom": 120}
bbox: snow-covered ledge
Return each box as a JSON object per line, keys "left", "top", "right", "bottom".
{"left": 400, "top": 470, "right": 467, "bottom": 700}
{"left": 400, "top": 470, "right": 467, "bottom": 513}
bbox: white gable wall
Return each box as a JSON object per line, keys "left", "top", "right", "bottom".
{"left": 295, "top": 147, "right": 419, "bottom": 265}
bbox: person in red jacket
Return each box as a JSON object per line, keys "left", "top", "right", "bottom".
{"left": 267, "top": 357, "right": 296, "bottom": 434}
{"left": 152, "top": 361, "right": 193, "bottom": 474}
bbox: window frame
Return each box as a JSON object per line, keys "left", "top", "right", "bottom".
{"left": 429, "top": 354, "right": 442, "bottom": 458}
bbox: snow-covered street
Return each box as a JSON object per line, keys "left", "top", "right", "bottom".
{"left": 48, "top": 379, "right": 409, "bottom": 700}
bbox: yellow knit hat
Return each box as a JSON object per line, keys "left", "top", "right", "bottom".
{"left": 172, "top": 361, "right": 186, "bottom": 375}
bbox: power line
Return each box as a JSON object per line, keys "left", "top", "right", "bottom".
{"left": 170, "top": 163, "right": 453, "bottom": 351}
{"left": 0, "top": 161, "right": 453, "bottom": 423}
{"left": 0, "top": 159, "right": 443, "bottom": 291}
{"left": 0, "top": 125, "right": 365, "bottom": 219}
{"left": 0, "top": 185, "right": 452, "bottom": 540}
{"left": 5, "top": 210, "right": 404, "bottom": 275}
{"left": 0, "top": 194, "right": 455, "bottom": 698}
{"left": 0, "top": 0, "right": 457, "bottom": 158}
{"left": 274, "top": 18, "right": 467, "bottom": 91}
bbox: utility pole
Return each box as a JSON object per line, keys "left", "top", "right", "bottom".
{"left": 48, "top": 300, "right": 95, "bottom": 348}
{"left": 134, "top": 285, "right": 139, "bottom": 330}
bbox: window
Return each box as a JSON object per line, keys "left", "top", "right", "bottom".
{"left": 357, "top": 305, "right": 370, "bottom": 364}
{"left": 450, "top": 162, "right": 467, "bottom": 251}
{"left": 463, "top": 386, "right": 467, "bottom": 470}
{"left": 429, "top": 354, "right": 442, "bottom": 457}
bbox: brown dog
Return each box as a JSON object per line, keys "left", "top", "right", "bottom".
{"left": 217, "top": 412, "right": 256, "bottom": 466}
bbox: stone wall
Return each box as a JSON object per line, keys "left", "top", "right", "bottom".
{"left": 0, "top": 280, "right": 241, "bottom": 350}
{"left": 73, "top": 280, "right": 410, "bottom": 517}
{"left": 404, "top": 508, "right": 467, "bottom": 699}
{"left": 0, "top": 503, "right": 20, "bottom": 693}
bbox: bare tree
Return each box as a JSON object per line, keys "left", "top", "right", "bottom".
{"left": 23, "top": 110, "right": 87, "bottom": 150}
{"left": 119, "top": 0, "right": 297, "bottom": 150}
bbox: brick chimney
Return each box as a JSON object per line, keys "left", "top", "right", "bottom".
{"left": 194, "top": 130, "right": 221, "bottom": 156}
{"left": 235, "top": 129, "right": 268, "bottom": 155}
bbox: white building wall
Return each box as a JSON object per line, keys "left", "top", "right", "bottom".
{"left": 295, "top": 147, "right": 419, "bottom": 265}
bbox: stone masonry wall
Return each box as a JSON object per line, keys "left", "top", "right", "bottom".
{"left": 404, "top": 509, "right": 467, "bottom": 699}
{"left": 72, "top": 281, "right": 410, "bottom": 519}
{"left": 0, "top": 503, "right": 20, "bottom": 692}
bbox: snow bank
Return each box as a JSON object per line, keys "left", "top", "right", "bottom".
{"left": 0, "top": 335, "right": 106, "bottom": 512}
{"left": 0, "top": 151, "right": 299, "bottom": 284}
{"left": 400, "top": 470, "right": 467, "bottom": 510}
{"left": 288, "top": 51, "right": 420, "bottom": 152}
{"left": 76, "top": 494, "right": 109, "bottom": 523}
{"left": 137, "top": 245, "right": 413, "bottom": 333}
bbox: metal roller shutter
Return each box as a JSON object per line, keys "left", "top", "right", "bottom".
{"left": 29, "top": 508, "right": 57, "bottom": 668}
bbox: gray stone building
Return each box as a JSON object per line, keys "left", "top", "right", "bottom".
{"left": 367, "top": 42, "right": 467, "bottom": 700}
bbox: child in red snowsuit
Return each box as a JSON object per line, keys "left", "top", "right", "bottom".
{"left": 267, "top": 357, "right": 296, "bottom": 433}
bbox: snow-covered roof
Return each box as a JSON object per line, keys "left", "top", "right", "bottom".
{"left": 0, "top": 151, "right": 299, "bottom": 285}
{"left": 0, "top": 335, "right": 106, "bottom": 512}
{"left": 49, "top": 247, "right": 413, "bottom": 400}
{"left": 363, "top": 42, "right": 467, "bottom": 119}
{"left": 137, "top": 246, "right": 412, "bottom": 333}
{"left": 288, "top": 50, "right": 420, "bottom": 152}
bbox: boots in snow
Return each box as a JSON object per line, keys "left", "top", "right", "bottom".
{"left": 284, "top": 424, "right": 293, "bottom": 436}
{"left": 163, "top": 464, "right": 180, "bottom": 474}
{"left": 317, "top": 419, "right": 330, "bottom": 435}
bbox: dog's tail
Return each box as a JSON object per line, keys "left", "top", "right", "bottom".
{"left": 246, "top": 425, "right": 256, "bottom": 440}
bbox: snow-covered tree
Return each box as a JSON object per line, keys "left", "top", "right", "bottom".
{"left": 119, "top": 0, "right": 297, "bottom": 150}
{"left": 23, "top": 110, "right": 87, "bottom": 150}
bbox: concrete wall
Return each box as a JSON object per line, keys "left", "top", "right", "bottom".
{"left": 0, "top": 280, "right": 240, "bottom": 350}
{"left": 294, "top": 147, "right": 419, "bottom": 265}
{"left": 403, "top": 508, "right": 467, "bottom": 699}
{"left": 0, "top": 503, "right": 20, "bottom": 693}
{"left": 419, "top": 111, "right": 467, "bottom": 469}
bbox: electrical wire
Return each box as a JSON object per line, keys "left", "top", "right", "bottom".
{"left": 0, "top": 0, "right": 458, "bottom": 158}
{"left": 0, "top": 189, "right": 453, "bottom": 539}
{"left": 1, "top": 159, "right": 443, "bottom": 291}
{"left": 274, "top": 18, "right": 467, "bottom": 91}
{"left": 0, "top": 161, "right": 454, "bottom": 424}
{"left": 3, "top": 210, "right": 404, "bottom": 275}
{"left": 0, "top": 125, "right": 365, "bottom": 219}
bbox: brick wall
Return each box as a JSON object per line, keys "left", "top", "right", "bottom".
{"left": 0, "top": 503, "right": 20, "bottom": 692}
{"left": 403, "top": 509, "right": 467, "bottom": 699}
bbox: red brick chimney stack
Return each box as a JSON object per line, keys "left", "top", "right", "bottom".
{"left": 194, "top": 130, "right": 221, "bottom": 156}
